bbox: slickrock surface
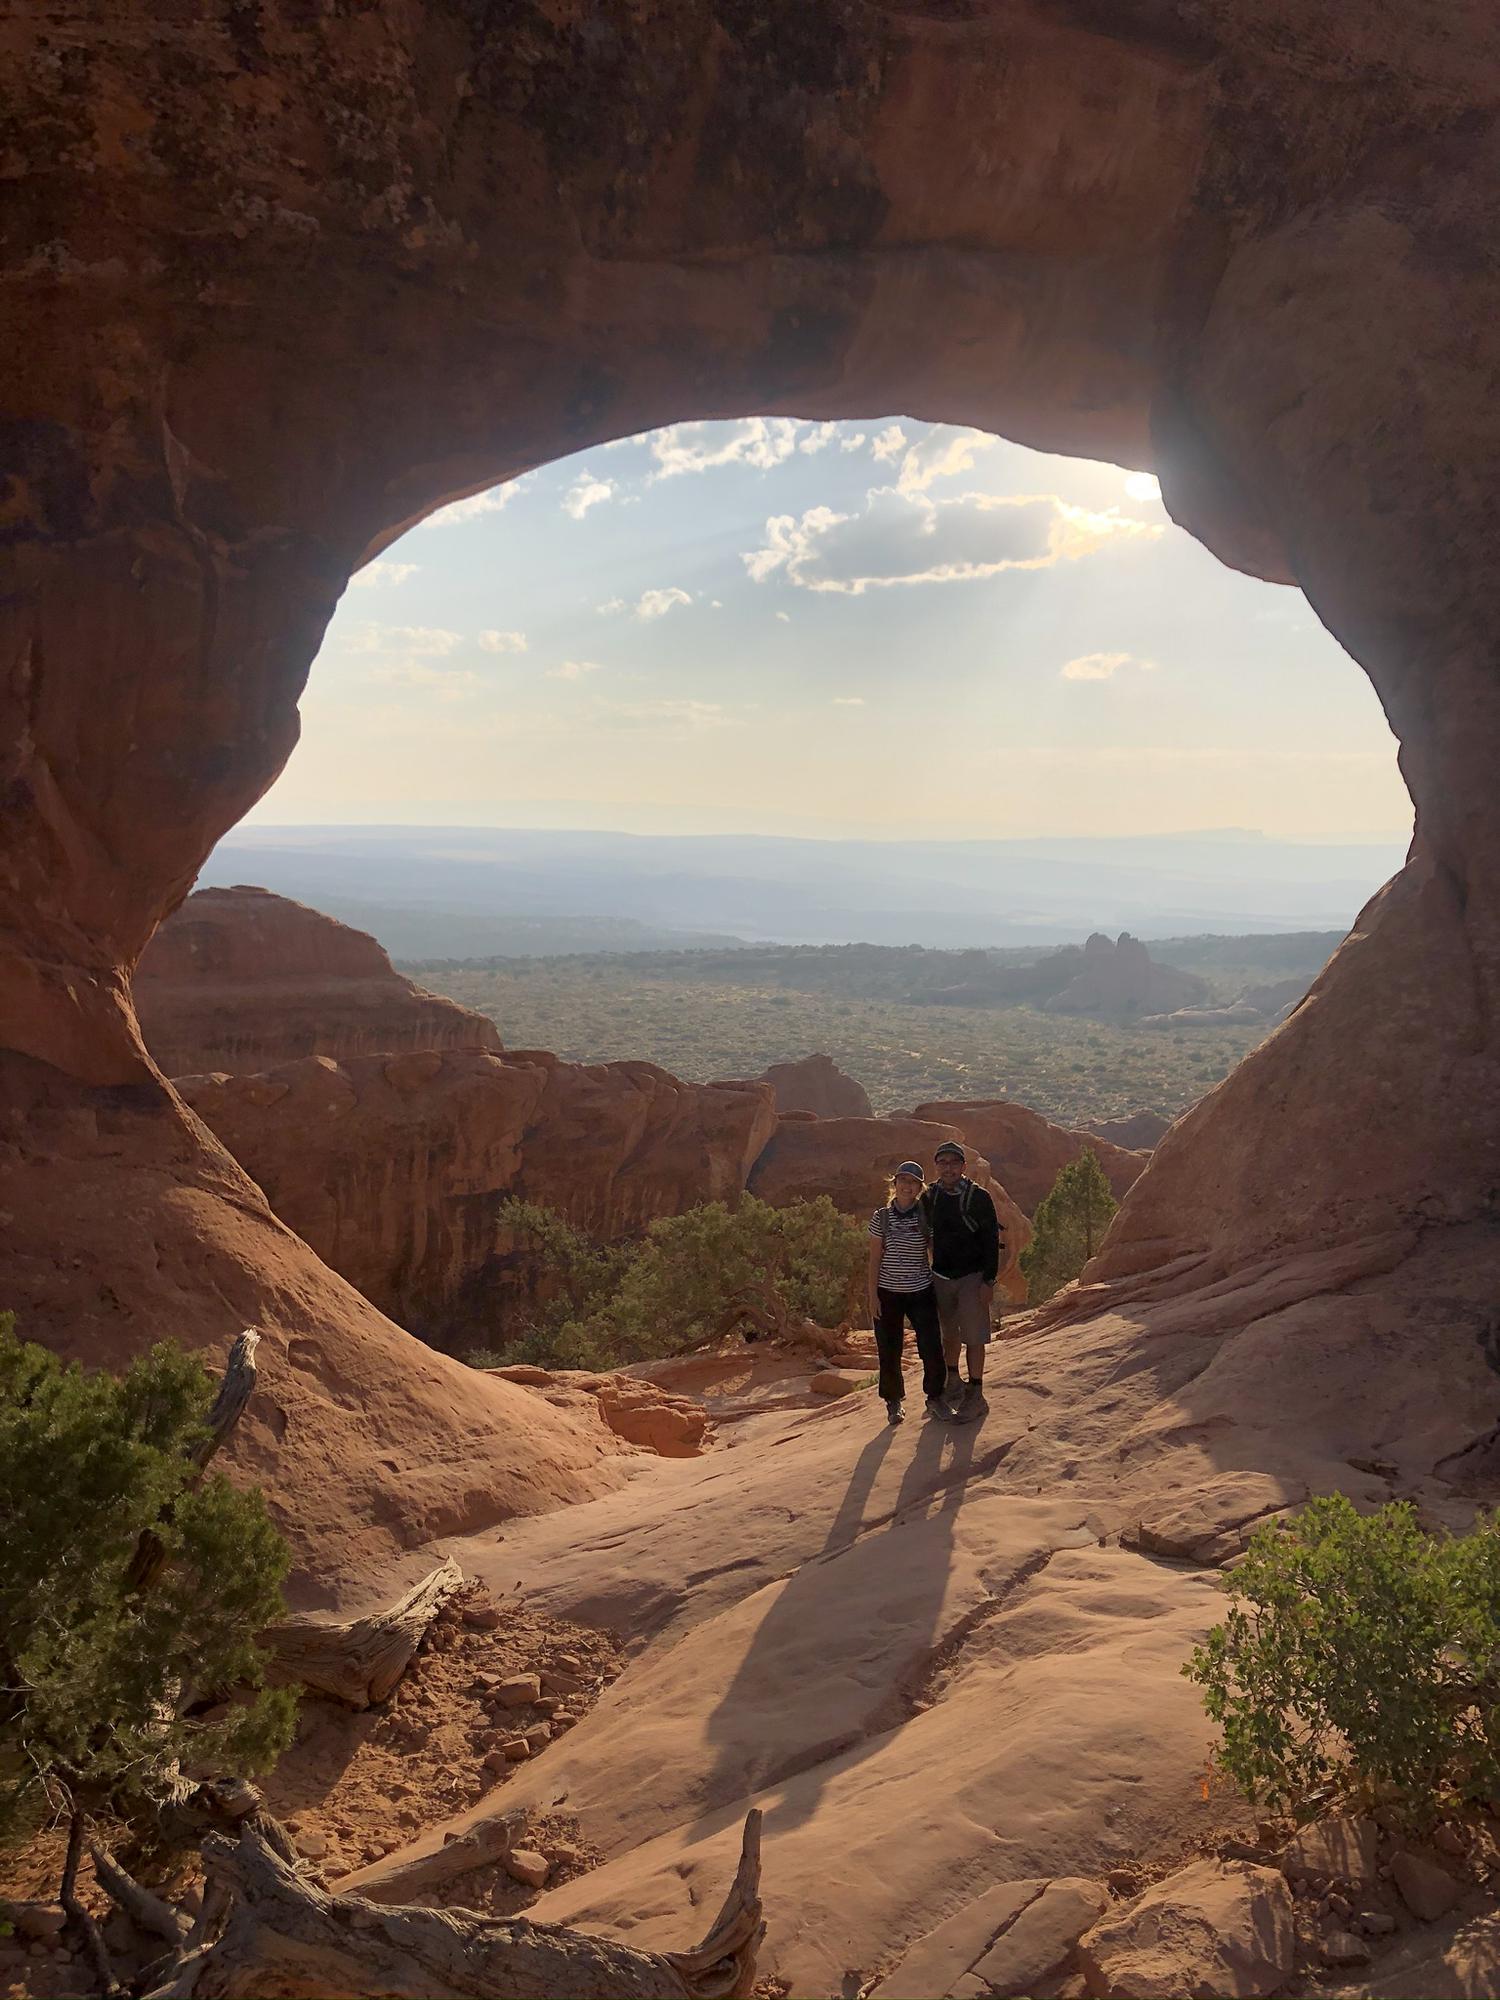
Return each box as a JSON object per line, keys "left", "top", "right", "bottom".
{"left": 911, "top": 1098, "right": 1148, "bottom": 1213}
{"left": 137, "top": 887, "right": 500, "bottom": 1075}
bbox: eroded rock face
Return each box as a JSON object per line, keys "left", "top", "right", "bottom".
{"left": 6, "top": 0, "right": 1500, "bottom": 1589}
{"left": 910, "top": 1099, "right": 1147, "bottom": 1214}
{"left": 749, "top": 1054, "right": 873, "bottom": 1121}
{"left": 137, "top": 887, "right": 500, "bottom": 1076}
{"left": 177, "top": 1049, "right": 778, "bottom": 1345}
{"left": 176, "top": 1049, "right": 548, "bottom": 1343}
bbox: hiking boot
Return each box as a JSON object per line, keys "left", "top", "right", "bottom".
{"left": 885, "top": 1398, "right": 905, "bottom": 1427}
{"left": 952, "top": 1381, "right": 988, "bottom": 1424}
{"left": 924, "top": 1395, "right": 953, "bottom": 1421}
{"left": 941, "top": 1374, "right": 965, "bottom": 1414}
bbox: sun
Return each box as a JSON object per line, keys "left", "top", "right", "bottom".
{"left": 1123, "top": 471, "right": 1161, "bottom": 502}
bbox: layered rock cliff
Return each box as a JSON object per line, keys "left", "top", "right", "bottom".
{"left": 137, "top": 886, "right": 500, "bottom": 1075}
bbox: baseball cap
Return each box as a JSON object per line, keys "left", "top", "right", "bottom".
{"left": 933, "top": 1141, "right": 966, "bottom": 1162}
{"left": 893, "top": 1160, "right": 925, "bottom": 1181}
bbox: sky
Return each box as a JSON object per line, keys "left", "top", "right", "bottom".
{"left": 247, "top": 418, "right": 1413, "bottom": 843}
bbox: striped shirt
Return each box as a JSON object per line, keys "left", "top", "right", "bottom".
{"left": 868, "top": 1202, "right": 932, "bottom": 1293}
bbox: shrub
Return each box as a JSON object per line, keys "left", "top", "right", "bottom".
{"left": 1020, "top": 1147, "right": 1118, "bottom": 1304}
{"left": 0, "top": 1315, "right": 296, "bottom": 1851}
{"left": 473, "top": 1196, "right": 865, "bottom": 1370}
{"left": 1184, "top": 1494, "right": 1500, "bottom": 1828}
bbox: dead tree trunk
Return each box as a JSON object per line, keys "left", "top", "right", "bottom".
{"left": 263, "top": 1557, "right": 465, "bottom": 1706}
{"left": 125, "top": 1329, "right": 261, "bottom": 1593}
{"left": 143, "top": 1811, "right": 764, "bottom": 2000}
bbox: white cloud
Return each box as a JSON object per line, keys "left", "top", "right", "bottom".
{"left": 1061, "top": 651, "right": 1155, "bottom": 680}
{"left": 420, "top": 474, "right": 534, "bottom": 529}
{"left": 710, "top": 599, "right": 724, "bottom": 609}
{"left": 839, "top": 432, "right": 868, "bottom": 452}
{"left": 351, "top": 560, "right": 420, "bottom": 589}
{"left": 635, "top": 586, "right": 693, "bottom": 621}
{"left": 775, "top": 611, "right": 791, "bottom": 623}
{"left": 548, "top": 659, "right": 604, "bottom": 680}
{"left": 798, "top": 422, "right": 838, "bottom": 455}
{"left": 647, "top": 417, "right": 803, "bottom": 481}
{"left": 832, "top": 696, "right": 865, "bottom": 706}
{"left": 596, "top": 596, "right": 627, "bottom": 615}
{"left": 741, "top": 487, "right": 1161, "bottom": 596}
{"left": 478, "top": 629, "right": 528, "bottom": 654}
{"left": 870, "top": 423, "right": 907, "bottom": 463}
{"left": 562, "top": 472, "right": 614, "bottom": 520}
{"left": 895, "top": 426, "right": 997, "bottom": 494}
{"left": 344, "top": 622, "right": 465, "bottom": 655}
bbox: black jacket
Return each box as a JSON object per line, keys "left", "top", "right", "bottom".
{"left": 921, "top": 1179, "right": 1001, "bottom": 1285}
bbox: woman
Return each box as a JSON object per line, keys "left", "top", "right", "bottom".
{"left": 866, "top": 1161, "right": 950, "bottom": 1427}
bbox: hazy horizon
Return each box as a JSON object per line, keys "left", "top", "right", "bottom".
{"left": 244, "top": 417, "right": 1414, "bottom": 846}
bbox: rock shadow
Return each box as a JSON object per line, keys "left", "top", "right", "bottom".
{"left": 700, "top": 1407, "right": 983, "bottom": 1836}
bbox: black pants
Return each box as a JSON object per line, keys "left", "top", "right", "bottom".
{"left": 875, "top": 1286, "right": 945, "bottom": 1404}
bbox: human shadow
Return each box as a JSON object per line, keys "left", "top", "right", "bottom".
{"left": 700, "top": 1404, "right": 984, "bottom": 1836}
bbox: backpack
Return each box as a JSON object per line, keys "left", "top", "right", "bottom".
{"left": 921, "top": 1178, "right": 998, "bottom": 1240}
{"left": 924, "top": 1168, "right": 980, "bottom": 1232}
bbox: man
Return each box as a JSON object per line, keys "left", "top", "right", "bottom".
{"left": 921, "top": 1141, "right": 1001, "bottom": 1422}
{"left": 867, "top": 1161, "right": 948, "bottom": 1426}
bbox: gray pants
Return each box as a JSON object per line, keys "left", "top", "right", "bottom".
{"left": 932, "top": 1271, "right": 992, "bottom": 1351}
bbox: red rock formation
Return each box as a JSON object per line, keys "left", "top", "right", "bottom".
{"left": 176, "top": 1051, "right": 547, "bottom": 1343}
{"left": 748, "top": 1114, "right": 1031, "bottom": 1300}
{"left": 1038, "top": 934, "right": 1209, "bottom": 1020}
{"left": 138, "top": 887, "right": 499, "bottom": 1076}
{"left": 177, "top": 1048, "right": 777, "bottom": 1344}
{"left": 748, "top": 1054, "right": 873, "bottom": 1121}
{"left": 2, "top": 1055, "right": 628, "bottom": 1609}
{"left": 911, "top": 1100, "right": 1147, "bottom": 1215}
{"left": 1086, "top": 1112, "right": 1173, "bottom": 1153}
{"left": 6, "top": 1, "right": 1500, "bottom": 1594}
{"left": 508, "top": 1057, "right": 778, "bottom": 1240}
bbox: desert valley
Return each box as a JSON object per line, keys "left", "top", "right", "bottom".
{"left": 6, "top": 4, "right": 1500, "bottom": 1999}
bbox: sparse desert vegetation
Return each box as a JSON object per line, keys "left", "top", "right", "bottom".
{"left": 411, "top": 946, "right": 1283, "bottom": 1124}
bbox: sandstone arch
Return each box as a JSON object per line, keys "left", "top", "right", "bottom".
{"left": 5, "top": 1, "right": 1499, "bottom": 1594}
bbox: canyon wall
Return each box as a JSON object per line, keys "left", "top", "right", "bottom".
{"left": 137, "top": 886, "right": 501, "bottom": 1075}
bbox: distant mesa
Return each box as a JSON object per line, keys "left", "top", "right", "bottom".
{"left": 1037, "top": 932, "right": 1210, "bottom": 1020}
{"left": 136, "top": 885, "right": 501, "bottom": 1076}
{"left": 911, "top": 1099, "right": 1147, "bottom": 1215}
{"left": 744, "top": 1053, "right": 873, "bottom": 1120}
{"left": 908, "top": 932, "right": 1209, "bottom": 1018}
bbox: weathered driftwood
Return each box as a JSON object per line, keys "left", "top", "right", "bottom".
{"left": 60, "top": 1810, "right": 121, "bottom": 1997}
{"left": 143, "top": 1811, "right": 764, "bottom": 2000}
{"left": 125, "top": 1329, "right": 262, "bottom": 1593}
{"left": 90, "top": 1836, "right": 192, "bottom": 1944}
{"left": 264, "top": 1555, "right": 465, "bottom": 1707}
{"left": 335, "top": 1803, "right": 527, "bottom": 1904}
